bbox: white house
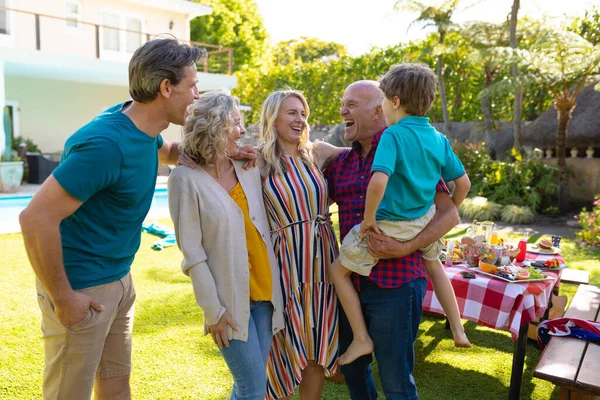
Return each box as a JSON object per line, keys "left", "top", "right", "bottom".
{"left": 0, "top": 0, "right": 237, "bottom": 155}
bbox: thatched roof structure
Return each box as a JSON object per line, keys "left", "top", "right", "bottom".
{"left": 522, "top": 84, "right": 600, "bottom": 149}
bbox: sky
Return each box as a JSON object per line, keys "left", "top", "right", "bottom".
{"left": 254, "top": 0, "right": 597, "bottom": 55}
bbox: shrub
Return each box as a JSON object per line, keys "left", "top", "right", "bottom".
{"left": 542, "top": 205, "right": 560, "bottom": 216}
{"left": 452, "top": 141, "right": 559, "bottom": 215}
{"left": 575, "top": 196, "right": 600, "bottom": 246}
{"left": 459, "top": 196, "right": 503, "bottom": 221}
{"left": 0, "top": 150, "right": 20, "bottom": 162}
{"left": 501, "top": 205, "right": 535, "bottom": 224}
{"left": 12, "top": 136, "right": 40, "bottom": 153}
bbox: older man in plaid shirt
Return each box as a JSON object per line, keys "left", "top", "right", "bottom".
{"left": 324, "top": 80, "right": 460, "bottom": 400}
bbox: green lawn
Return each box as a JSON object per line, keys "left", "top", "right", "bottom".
{"left": 1, "top": 215, "right": 598, "bottom": 399}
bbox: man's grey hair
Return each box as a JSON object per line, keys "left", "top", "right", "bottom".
{"left": 368, "top": 83, "right": 385, "bottom": 110}
{"left": 128, "top": 38, "right": 206, "bottom": 103}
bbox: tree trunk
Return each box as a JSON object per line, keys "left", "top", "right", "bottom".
{"left": 437, "top": 32, "right": 451, "bottom": 133}
{"left": 510, "top": 0, "right": 523, "bottom": 154}
{"left": 555, "top": 98, "right": 576, "bottom": 213}
{"left": 481, "top": 91, "right": 495, "bottom": 159}
{"left": 453, "top": 90, "right": 463, "bottom": 119}
{"left": 481, "top": 73, "right": 495, "bottom": 159}
{"left": 437, "top": 56, "right": 451, "bottom": 133}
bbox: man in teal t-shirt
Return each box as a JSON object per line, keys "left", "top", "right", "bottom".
{"left": 20, "top": 39, "right": 205, "bottom": 400}
{"left": 54, "top": 102, "right": 165, "bottom": 290}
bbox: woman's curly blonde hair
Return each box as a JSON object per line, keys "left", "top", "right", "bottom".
{"left": 258, "top": 90, "right": 314, "bottom": 176}
{"left": 179, "top": 91, "right": 238, "bottom": 165}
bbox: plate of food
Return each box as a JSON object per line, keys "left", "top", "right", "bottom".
{"left": 522, "top": 260, "right": 568, "bottom": 271}
{"left": 474, "top": 262, "right": 555, "bottom": 283}
{"left": 527, "top": 239, "right": 561, "bottom": 255}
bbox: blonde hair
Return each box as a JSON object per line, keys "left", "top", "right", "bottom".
{"left": 179, "top": 91, "right": 238, "bottom": 165}
{"left": 258, "top": 90, "right": 314, "bottom": 175}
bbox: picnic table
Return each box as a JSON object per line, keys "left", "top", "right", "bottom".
{"left": 422, "top": 250, "right": 564, "bottom": 400}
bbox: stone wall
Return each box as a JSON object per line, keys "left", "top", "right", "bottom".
{"left": 541, "top": 158, "right": 600, "bottom": 203}
{"left": 311, "top": 120, "right": 532, "bottom": 159}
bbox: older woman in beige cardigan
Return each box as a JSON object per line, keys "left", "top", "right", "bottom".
{"left": 168, "top": 91, "right": 284, "bottom": 400}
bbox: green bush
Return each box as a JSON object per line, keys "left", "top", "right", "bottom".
{"left": 453, "top": 142, "right": 559, "bottom": 215}
{"left": 12, "top": 136, "right": 40, "bottom": 153}
{"left": 500, "top": 205, "right": 535, "bottom": 224}
{"left": 575, "top": 196, "right": 600, "bottom": 246}
{"left": 459, "top": 196, "right": 503, "bottom": 221}
{"left": 0, "top": 150, "right": 20, "bottom": 162}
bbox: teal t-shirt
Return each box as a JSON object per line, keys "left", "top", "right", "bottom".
{"left": 53, "top": 102, "right": 164, "bottom": 290}
{"left": 372, "top": 116, "right": 464, "bottom": 221}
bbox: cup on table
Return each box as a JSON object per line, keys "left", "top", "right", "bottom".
{"left": 551, "top": 235, "right": 562, "bottom": 248}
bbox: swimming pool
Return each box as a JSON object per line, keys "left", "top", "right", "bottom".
{"left": 0, "top": 187, "right": 171, "bottom": 233}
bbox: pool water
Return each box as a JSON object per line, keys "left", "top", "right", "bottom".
{"left": 0, "top": 196, "right": 32, "bottom": 226}
{"left": 0, "top": 188, "right": 171, "bottom": 232}
{"left": 146, "top": 188, "right": 170, "bottom": 219}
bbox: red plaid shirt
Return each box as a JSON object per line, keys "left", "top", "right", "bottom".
{"left": 324, "top": 129, "right": 449, "bottom": 290}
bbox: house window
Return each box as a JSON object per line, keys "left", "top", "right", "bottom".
{"left": 126, "top": 18, "right": 141, "bottom": 53}
{"left": 101, "top": 13, "right": 142, "bottom": 54}
{"left": 65, "top": 1, "right": 80, "bottom": 28}
{"left": 0, "top": 0, "right": 10, "bottom": 35}
{"left": 102, "top": 13, "right": 120, "bottom": 51}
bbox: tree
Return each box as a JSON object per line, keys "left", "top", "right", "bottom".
{"left": 190, "top": 0, "right": 271, "bottom": 72}
{"left": 274, "top": 37, "right": 347, "bottom": 65}
{"left": 234, "top": 45, "right": 413, "bottom": 125}
{"left": 460, "top": 21, "right": 511, "bottom": 158}
{"left": 570, "top": 6, "right": 600, "bottom": 46}
{"left": 509, "top": 0, "right": 523, "bottom": 154}
{"left": 521, "top": 30, "right": 600, "bottom": 211}
{"left": 395, "top": 0, "right": 461, "bottom": 133}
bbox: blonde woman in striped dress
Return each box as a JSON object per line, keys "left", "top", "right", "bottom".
{"left": 257, "top": 90, "right": 345, "bottom": 399}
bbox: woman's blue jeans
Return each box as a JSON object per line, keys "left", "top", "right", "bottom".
{"left": 338, "top": 277, "right": 426, "bottom": 400}
{"left": 219, "top": 301, "right": 273, "bottom": 400}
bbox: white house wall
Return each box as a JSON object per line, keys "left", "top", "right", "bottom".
{"left": 6, "top": 76, "right": 128, "bottom": 153}
{"left": 0, "top": 1, "right": 231, "bottom": 155}
{"left": 13, "top": 0, "right": 192, "bottom": 58}
{"left": 6, "top": 75, "right": 188, "bottom": 154}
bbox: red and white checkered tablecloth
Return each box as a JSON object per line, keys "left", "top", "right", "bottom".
{"left": 423, "top": 251, "right": 565, "bottom": 340}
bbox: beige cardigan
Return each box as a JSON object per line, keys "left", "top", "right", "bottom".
{"left": 168, "top": 161, "right": 284, "bottom": 341}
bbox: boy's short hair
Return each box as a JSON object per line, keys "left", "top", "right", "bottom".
{"left": 379, "top": 63, "right": 437, "bottom": 116}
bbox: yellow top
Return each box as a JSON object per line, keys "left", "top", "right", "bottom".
{"left": 229, "top": 182, "right": 272, "bottom": 301}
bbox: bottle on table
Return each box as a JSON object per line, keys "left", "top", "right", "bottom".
{"left": 490, "top": 230, "right": 499, "bottom": 245}
{"left": 445, "top": 240, "right": 455, "bottom": 266}
{"left": 516, "top": 233, "right": 528, "bottom": 263}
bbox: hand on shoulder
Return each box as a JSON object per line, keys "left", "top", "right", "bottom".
{"left": 232, "top": 145, "right": 258, "bottom": 169}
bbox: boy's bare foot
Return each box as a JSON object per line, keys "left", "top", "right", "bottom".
{"left": 338, "top": 338, "right": 374, "bottom": 365}
{"left": 453, "top": 331, "right": 472, "bottom": 348}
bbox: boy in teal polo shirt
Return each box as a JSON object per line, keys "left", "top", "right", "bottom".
{"left": 332, "top": 63, "right": 472, "bottom": 365}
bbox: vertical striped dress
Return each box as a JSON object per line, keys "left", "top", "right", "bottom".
{"left": 263, "top": 155, "right": 339, "bottom": 399}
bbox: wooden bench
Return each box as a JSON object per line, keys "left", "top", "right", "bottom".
{"left": 561, "top": 269, "right": 590, "bottom": 286}
{"left": 533, "top": 284, "right": 600, "bottom": 399}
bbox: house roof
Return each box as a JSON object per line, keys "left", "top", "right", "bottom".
{"left": 122, "top": 0, "right": 212, "bottom": 19}
{"left": 522, "top": 84, "right": 600, "bottom": 148}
